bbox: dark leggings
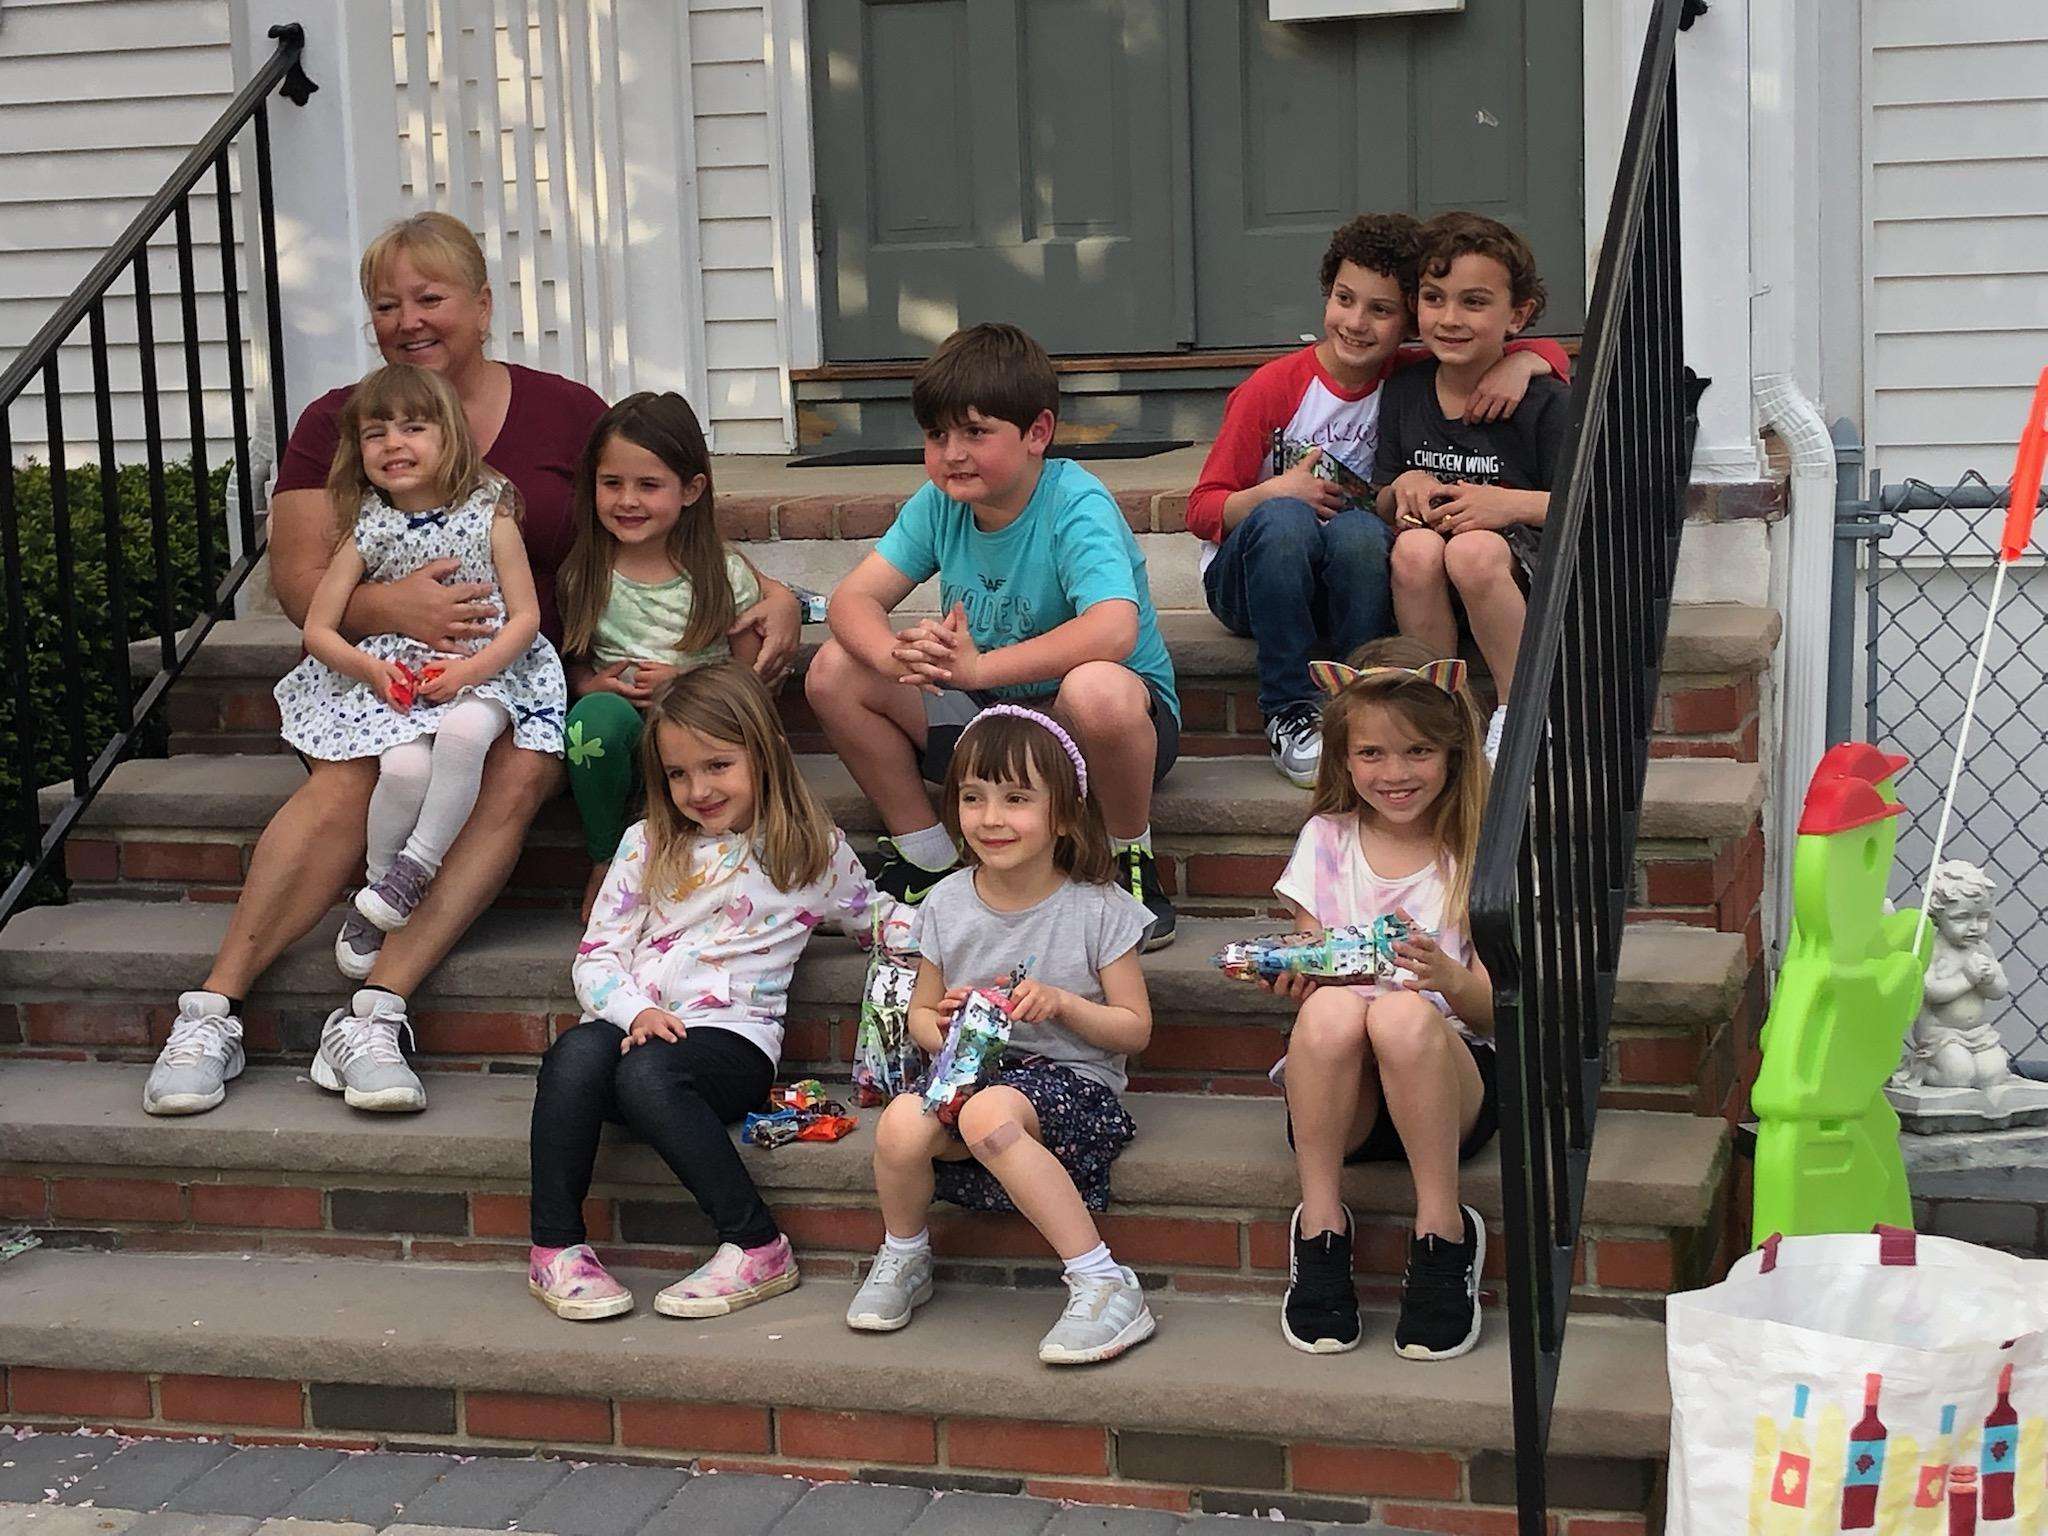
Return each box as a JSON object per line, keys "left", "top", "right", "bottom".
{"left": 529, "top": 1020, "right": 779, "bottom": 1250}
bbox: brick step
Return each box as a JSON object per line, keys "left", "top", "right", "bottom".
{"left": 50, "top": 751, "right": 1767, "bottom": 937}
{"left": 139, "top": 605, "right": 1778, "bottom": 764}
{"left": 0, "top": 1060, "right": 1729, "bottom": 1314}
{"left": 0, "top": 897, "right": 1750, "bottom": 1101}
{"left": 0, "top": 1246, "right": 1671, "bottom": 1527}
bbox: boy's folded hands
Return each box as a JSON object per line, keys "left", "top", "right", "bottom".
{"left": 892, "top": 603, "right": 983, "bottom": 692}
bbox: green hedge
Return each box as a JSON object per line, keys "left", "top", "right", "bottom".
{"left": 1, "top": 457, "right": 233, "bottom": 904}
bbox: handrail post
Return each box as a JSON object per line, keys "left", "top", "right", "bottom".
{"left": 1827, "top": 419, "right": 1866, "bottom": 746}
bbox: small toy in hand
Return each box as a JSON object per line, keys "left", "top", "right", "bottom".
{"left": 386, "top": 661, "right": 446, "bottom": 714}
{"left": 920, "top": 969, "right": 1021, "bottom": 1128}
{"left": 1213, "top": 916, "right": 1416, "bottom": 984}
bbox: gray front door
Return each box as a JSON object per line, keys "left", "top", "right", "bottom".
{"left": 808, "top": 0, "right": 1584, "bottom": 361}
{"left": 809, "top": 0, "right": 1191, "bottom": 360}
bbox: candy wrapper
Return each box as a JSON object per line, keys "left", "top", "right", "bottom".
{"left": 1213, "top": 916, "right": 1416, "bottom": 984}
{"left": 743, "top": 1084, "right": 858, "bottom": 1147}
{"left": 920, "top": 983, "right": 1014, "bottom": 1127}
{"left": 852, "top": 909, "right": 924, "bottom": 1107}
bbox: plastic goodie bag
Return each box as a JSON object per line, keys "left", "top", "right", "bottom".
{"left": 920, "top": 977, "right": 1017, "bottom": 1129}
{"left": 853, "top": 908, "right": 924, "bottom": 1107}
{"left": 1213, "top": 916, "right": 1415, "bottom": 985}
{"left": 1664, "top": 1225, "right": 2047, "bottom": 1534}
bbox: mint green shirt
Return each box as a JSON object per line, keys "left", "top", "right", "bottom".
{"left": 591, "top": 552, "right": 761, "bottom": 670}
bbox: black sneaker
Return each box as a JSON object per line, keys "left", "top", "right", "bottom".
{"left": 1119, "top": 844, "right": 1175, "bottom": 950}
{"left": 1394, "top": 1204, "right": 1485, "bottom": 1361}
{"left": 1282, "top": 1203, "right": 1361, "bottom": 1354}
{"left": 870, "top": 836, "right": 955, "bottom": 906}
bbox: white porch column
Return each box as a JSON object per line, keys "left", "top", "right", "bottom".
{"left": 228, "top": 2, "right": 404, "bottom": 441}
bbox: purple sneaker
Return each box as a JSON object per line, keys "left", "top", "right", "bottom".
{"left": 653, "top": 1234, "right": 799, "bottom": 1318}
{"left": 355, "top": 853, "right": 432, "bottom": 932}
{"left": 334, "top": 907, "right": 383, "bottom": 980}
{"left": 530, "top": 1243, "right": 635, "bottom": 1321}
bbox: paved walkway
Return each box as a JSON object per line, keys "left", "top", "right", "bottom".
{"left": 0, "top": 1433, "right": 1394, "bottom": 1536}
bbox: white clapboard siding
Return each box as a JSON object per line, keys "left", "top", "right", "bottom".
{"left": 1866, "top": 1, "right": 2048, "bottom": 488}
{"left": 690, "top": 0, "right": 786, "bottom": 449}
{"left": 0, "top": 0, "right": 248, "bottom": 463}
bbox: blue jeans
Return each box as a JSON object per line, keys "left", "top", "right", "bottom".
{"left": 1202, "top": 498, "right": 1395, "bottom": 719}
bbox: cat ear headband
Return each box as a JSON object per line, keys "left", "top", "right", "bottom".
{"left": 965, "top": 704, "right": 1089, "bottom": 796}
{"left": 1308, "top": 657, "right": 1468, "bottom": 698}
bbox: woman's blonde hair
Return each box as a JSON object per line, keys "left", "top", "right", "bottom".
{"left": 1311, "top": 635, "right": 1490, "bottom": 924}
{"left": 358, "top": 211, "right": 489, "bottom": 308}
{"left": 325, "top": 364, "right": 499, "bottom": 546}
{"left": 640, "top": 663, "right": 834, "bottom": 897}
{"left": 559, "top": 392, "right": 737, "bottom": 660}
{"left": 941, "top": 711, "right": 1113, "bottom": 884}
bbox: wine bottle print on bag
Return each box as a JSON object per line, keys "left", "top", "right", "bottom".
{"left": 1841, "top": 1372, "right": 1888, "bottom": 1528}
{"left": 1981, "top": 1362, "right": 2018, "bottom": 1522}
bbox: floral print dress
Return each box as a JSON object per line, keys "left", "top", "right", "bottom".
{"left": 273, "top": 482, "right": 567, "bottom": 760}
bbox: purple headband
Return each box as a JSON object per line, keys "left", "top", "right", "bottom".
{"left": 965, "top": 705, "right": 1089, "bottom": 796}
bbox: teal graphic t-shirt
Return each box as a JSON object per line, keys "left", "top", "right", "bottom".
{"left": 873, "top": 458, "right": 1180, "bottom": 720}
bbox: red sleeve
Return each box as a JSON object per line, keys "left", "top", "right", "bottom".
{"left": 271, "top": 385, "right": 351, "bottom": 495}
{"left": 1389, "top": 338, "right": 1571, "bottom": 382}
{"left": 1186, "top": 353, "right": 1310, "bottom": 544}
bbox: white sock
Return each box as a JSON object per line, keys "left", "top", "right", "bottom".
{"left": 1062, "top": 1241, "right": 1123, "bottom": 1283}
{"left": 1109, "top": 827, "right": 1153, "bottom": 856}
{"left": 893, "top": 824, "right": 958, "bottom": 873}
{"left": 884, "top": 1228, "right": 930, "bottom": 1257}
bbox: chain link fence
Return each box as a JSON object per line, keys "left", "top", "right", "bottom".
{"left": 1837, "top": 468, "right": 2048, "bottom": 1064}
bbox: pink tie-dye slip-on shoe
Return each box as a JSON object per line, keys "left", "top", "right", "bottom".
{"left": 653, "top": 1234, "right": 800, "bottom": 1318}
{"left": 529, "top": 1243, "right": 635, "bottom": 1321}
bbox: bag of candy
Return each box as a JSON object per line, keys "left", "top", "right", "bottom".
{"left": 920, "top": 977, "right": 1016, "bottom": 1128}
{"left": 853, "top": 908, "right": 924, "bottom": 1106}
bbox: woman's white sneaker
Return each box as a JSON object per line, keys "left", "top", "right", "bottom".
{"left": 311, "top": 989, "right": 426, "bottom": 1112}
{"left": 142, "top": 992, "right": 245, "bottom": 1115}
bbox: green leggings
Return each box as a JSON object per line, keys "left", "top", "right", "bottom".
{"left": 565, "top": 692, "right": 646, "bottom": 862}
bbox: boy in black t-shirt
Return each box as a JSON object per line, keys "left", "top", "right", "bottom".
{"left": 1374, "top": 213, "right": 1572, "bottom": 763}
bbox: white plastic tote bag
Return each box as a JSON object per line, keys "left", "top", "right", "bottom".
{"left": 1665, "top": 1226, "right": 2046, "bottom": 1534}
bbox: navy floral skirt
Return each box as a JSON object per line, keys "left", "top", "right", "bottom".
{"left": 932, "top": 1059, "right": 1137, "bottom": 1213}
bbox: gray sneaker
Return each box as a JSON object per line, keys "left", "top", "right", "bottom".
{"left": 1037, "top": 1265, "right": 1156, "bottom": 1366}
{"left": 311, "top": 988, "right": 426, "bottom": 1112}
{"left": 142, "top": 991, "right": 246, "bottom": 1115}
{"left": 1265, "top": 703, "right": 1323, "bottom": 790}
{"left": 355, "top": 853, "right": 432, "bottom": 932}
{"left": 334, "top": 907, "right": 383, "bottom": 980}
{"left": 846, "top": 1244, "right": 935, "bottom": 1332}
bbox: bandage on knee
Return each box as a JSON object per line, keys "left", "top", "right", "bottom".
{"left": 968, "top": 1120, "right": 1022, "bottom": 1157}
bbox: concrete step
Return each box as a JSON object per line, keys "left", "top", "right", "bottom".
{"left": 48, "top": 751, "right": 1767, "bottom": 933}
{"left": 137, "top": 604, "right": 1777, "bottom": 764}
{"left": 0, "top": 1059, "right": 1729, "bottom": 1313}
{"left": 0, "top": 1246, "right": 1672, "bottom": 1525}
{"left": 0, "top": 895, "right": 1750, "bottom": 1098}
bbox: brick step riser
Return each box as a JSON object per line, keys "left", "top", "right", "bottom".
{"left": 0, "top": 1172, "right": 1704, "bottom": 1316}
{"left": 0, "top": 1368, "right": 1662, "bottom": 1531}
{"left": 156, "top": 669, "right": 1766, "bottom": 763}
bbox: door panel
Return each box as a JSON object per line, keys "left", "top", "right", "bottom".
{"left": 811, "top": 0, "right": 1188, "bottom": 359}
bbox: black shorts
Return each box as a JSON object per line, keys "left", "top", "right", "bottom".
{"left": 917, "top": 681, "right": 1180, "bottom": 788}
{"left": 1287, "top": 1034, "right": 1500, "bottom": 1166}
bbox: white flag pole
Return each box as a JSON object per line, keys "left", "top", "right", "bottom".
{"left": 1913, "top": 557, "right": 2010, "bottom": 954}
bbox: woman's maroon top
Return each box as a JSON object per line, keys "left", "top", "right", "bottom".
{"left": 273, "top": 362, "right": 608, "bottom": 646}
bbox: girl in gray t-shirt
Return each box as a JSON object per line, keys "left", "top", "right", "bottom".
{"left": 845, "top": 706, "right": 1159, "bottom": 1366}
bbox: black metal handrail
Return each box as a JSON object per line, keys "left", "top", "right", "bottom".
{"left": 0, "top": 24, "right": 316, "bottom": 923}
{"left": 1468, "top": 1, "right": 1703, "bottom": 1530}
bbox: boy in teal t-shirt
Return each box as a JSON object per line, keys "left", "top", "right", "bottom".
{"left": 806, "top": 323, "right": 1181, "bottom": 948}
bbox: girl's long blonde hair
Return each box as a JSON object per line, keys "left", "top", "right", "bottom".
{"left": 1311, "top": 635, "right": 1490, "bottom": 925}
{"left": 640, "top": 663, "right": 834, "bottom": 897}
{"left": 558, "top": 392, "right": 738, "bottom": 660}
{"left": 325, "top": 364, "right": 498, "bottom": 546}
{"left": 941, "top": 710, "right": 1113, "bottom": 884}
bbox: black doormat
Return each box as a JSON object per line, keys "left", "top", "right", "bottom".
{"left": 786, "top": 438, "right": 1193, "bottom": 469}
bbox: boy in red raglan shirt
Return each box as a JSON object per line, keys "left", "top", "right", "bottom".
{"left": 1188, "top": 214, "right": 1568, "bottom": 787}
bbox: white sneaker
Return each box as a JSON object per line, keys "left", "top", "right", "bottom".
{"left": 311, "top": 989, "right": 426, "bottom": 1112}
{"left": 846, "top": 1244, "right": 935, "bottom": 1332}
{"left": 1264, "top": 703, "right": 1323, "bottom": 789}
{"left": 1037, "top": 1265, "right": 1156, "bottom": 1365}
{"left": 142, "top": 991, "right": 246, "bottom": 1115}
{"left": 1484, "top": 704, "right": 1508, "bottom": 766}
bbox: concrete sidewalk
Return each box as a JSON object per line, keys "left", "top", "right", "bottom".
{"left": 0, "top": 1433, "right": 1397, "bottom": 1536}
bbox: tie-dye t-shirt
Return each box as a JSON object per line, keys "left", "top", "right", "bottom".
{"left": 1274, "top": 812, "right": 1474, "bottom": 1025}
{"left": 572, "top": 818, "right": 883, "bottom": 1063}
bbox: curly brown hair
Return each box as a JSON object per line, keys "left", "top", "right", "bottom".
{"left": 1319, "top": 213, "right": 1422, "bottom": 295}
{"left": 1415, "top": 211, "right": 1547, "bottom": 327}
